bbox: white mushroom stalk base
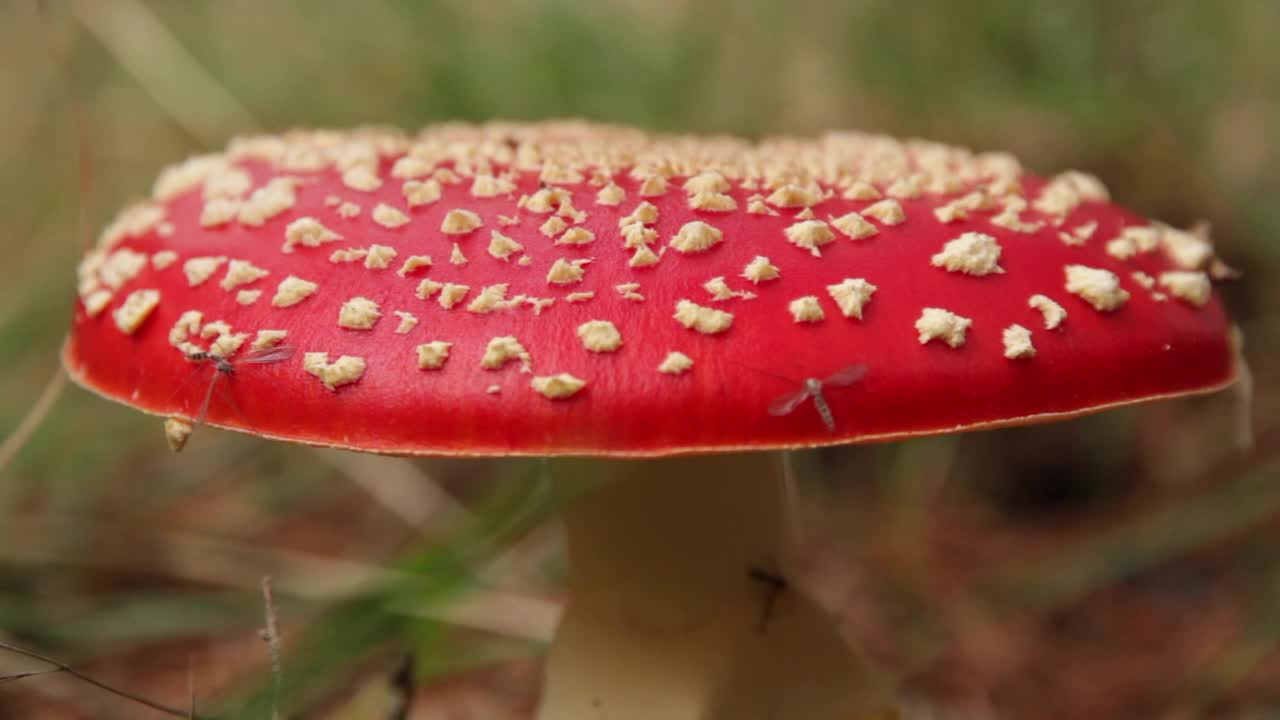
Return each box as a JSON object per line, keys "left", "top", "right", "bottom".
{"left": 540, "top": 453, "right": 898, "bottom": 720}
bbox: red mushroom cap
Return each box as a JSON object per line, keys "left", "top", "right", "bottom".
{"left": 64, "top": 122, "right": 1238, "bottom": 457}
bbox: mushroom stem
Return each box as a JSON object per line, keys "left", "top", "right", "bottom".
{"left": 540, "top": 453, "right": 897, "bottom": 720}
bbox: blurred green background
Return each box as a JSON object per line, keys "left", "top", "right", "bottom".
{"left": 1, "top": 1, "right": 1278, "bottom": 717}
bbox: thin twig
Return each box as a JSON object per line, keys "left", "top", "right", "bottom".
{"left": 0, "top": 641, "right": 210, "bottom": 719}
{"left": 187, "top": 654, "right": 196, "bottom": 720}
{"left": 0, "top": 369, "right": 67, "bottom": 478}
{"left": 0, "top": 668, "right": 63, "bottom": 684}
{"left": 260, "top": 576, "right": 283, "bottom": 720}
{"left": 1231, "top": 326, "right": 1255, "bottom": 454}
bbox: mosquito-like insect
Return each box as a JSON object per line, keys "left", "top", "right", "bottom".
{"left": 766, "top": 364, "right": 867, "bottom": 433}
{"left": 166, "top": 344, "right": 296, "bottom": 450}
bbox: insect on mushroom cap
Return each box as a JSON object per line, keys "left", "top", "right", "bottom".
{"left": 64, "top": 121, "right": 1240, "bottom": 457}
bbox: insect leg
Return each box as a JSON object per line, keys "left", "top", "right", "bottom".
{"left": 748, "top": 567, "right": 788, "bottom": 633}
{"left": 196, "top": 370, "right": 222, "bottom": 427}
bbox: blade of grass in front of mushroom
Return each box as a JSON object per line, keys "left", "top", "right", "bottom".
{"left": 982, "top": 432, "right": 1280, "bottom": 614}
{"left": 0, "top": 509, "right": 557, "bottom": 643}
{"left": 0, "top": 591, "right": 261, "bottom": 652}
{"left": 1167, "top": 562, "right": 1280, "bottom": 719}
{"left": 217, "top": 460, "right": 558, "bottom": 717}
{"left": 212, "top": 587, "right": 493, "bottom": 718}
{"left": 0, "top": 430, "right": 389, "bottom": 707}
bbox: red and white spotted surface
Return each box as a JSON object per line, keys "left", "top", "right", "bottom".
{"left": 64, "top": 121, "right": 1238, "bottom": 456}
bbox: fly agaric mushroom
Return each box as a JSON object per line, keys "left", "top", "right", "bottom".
{"left": 65, "top": 122, "right": 1241, "bottom": 720}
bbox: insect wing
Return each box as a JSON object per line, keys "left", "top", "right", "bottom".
{"left": 768, "top": 387, "right": 812, "bottom": 417}
{"left": 237, "top": 344, "right": 295, "bottom": 365}
{"left": 822, "top": 363, "right": 867, "bottom": 388}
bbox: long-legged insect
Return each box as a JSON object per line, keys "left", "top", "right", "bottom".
{"left": 186, "top": 344, "right": 295, "bottom": 424}
{"left": 166, "top": 345, "right": 295, "bottom": 450}
{"left": 767, "top": 364, "right": 867, "bottom": 433}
